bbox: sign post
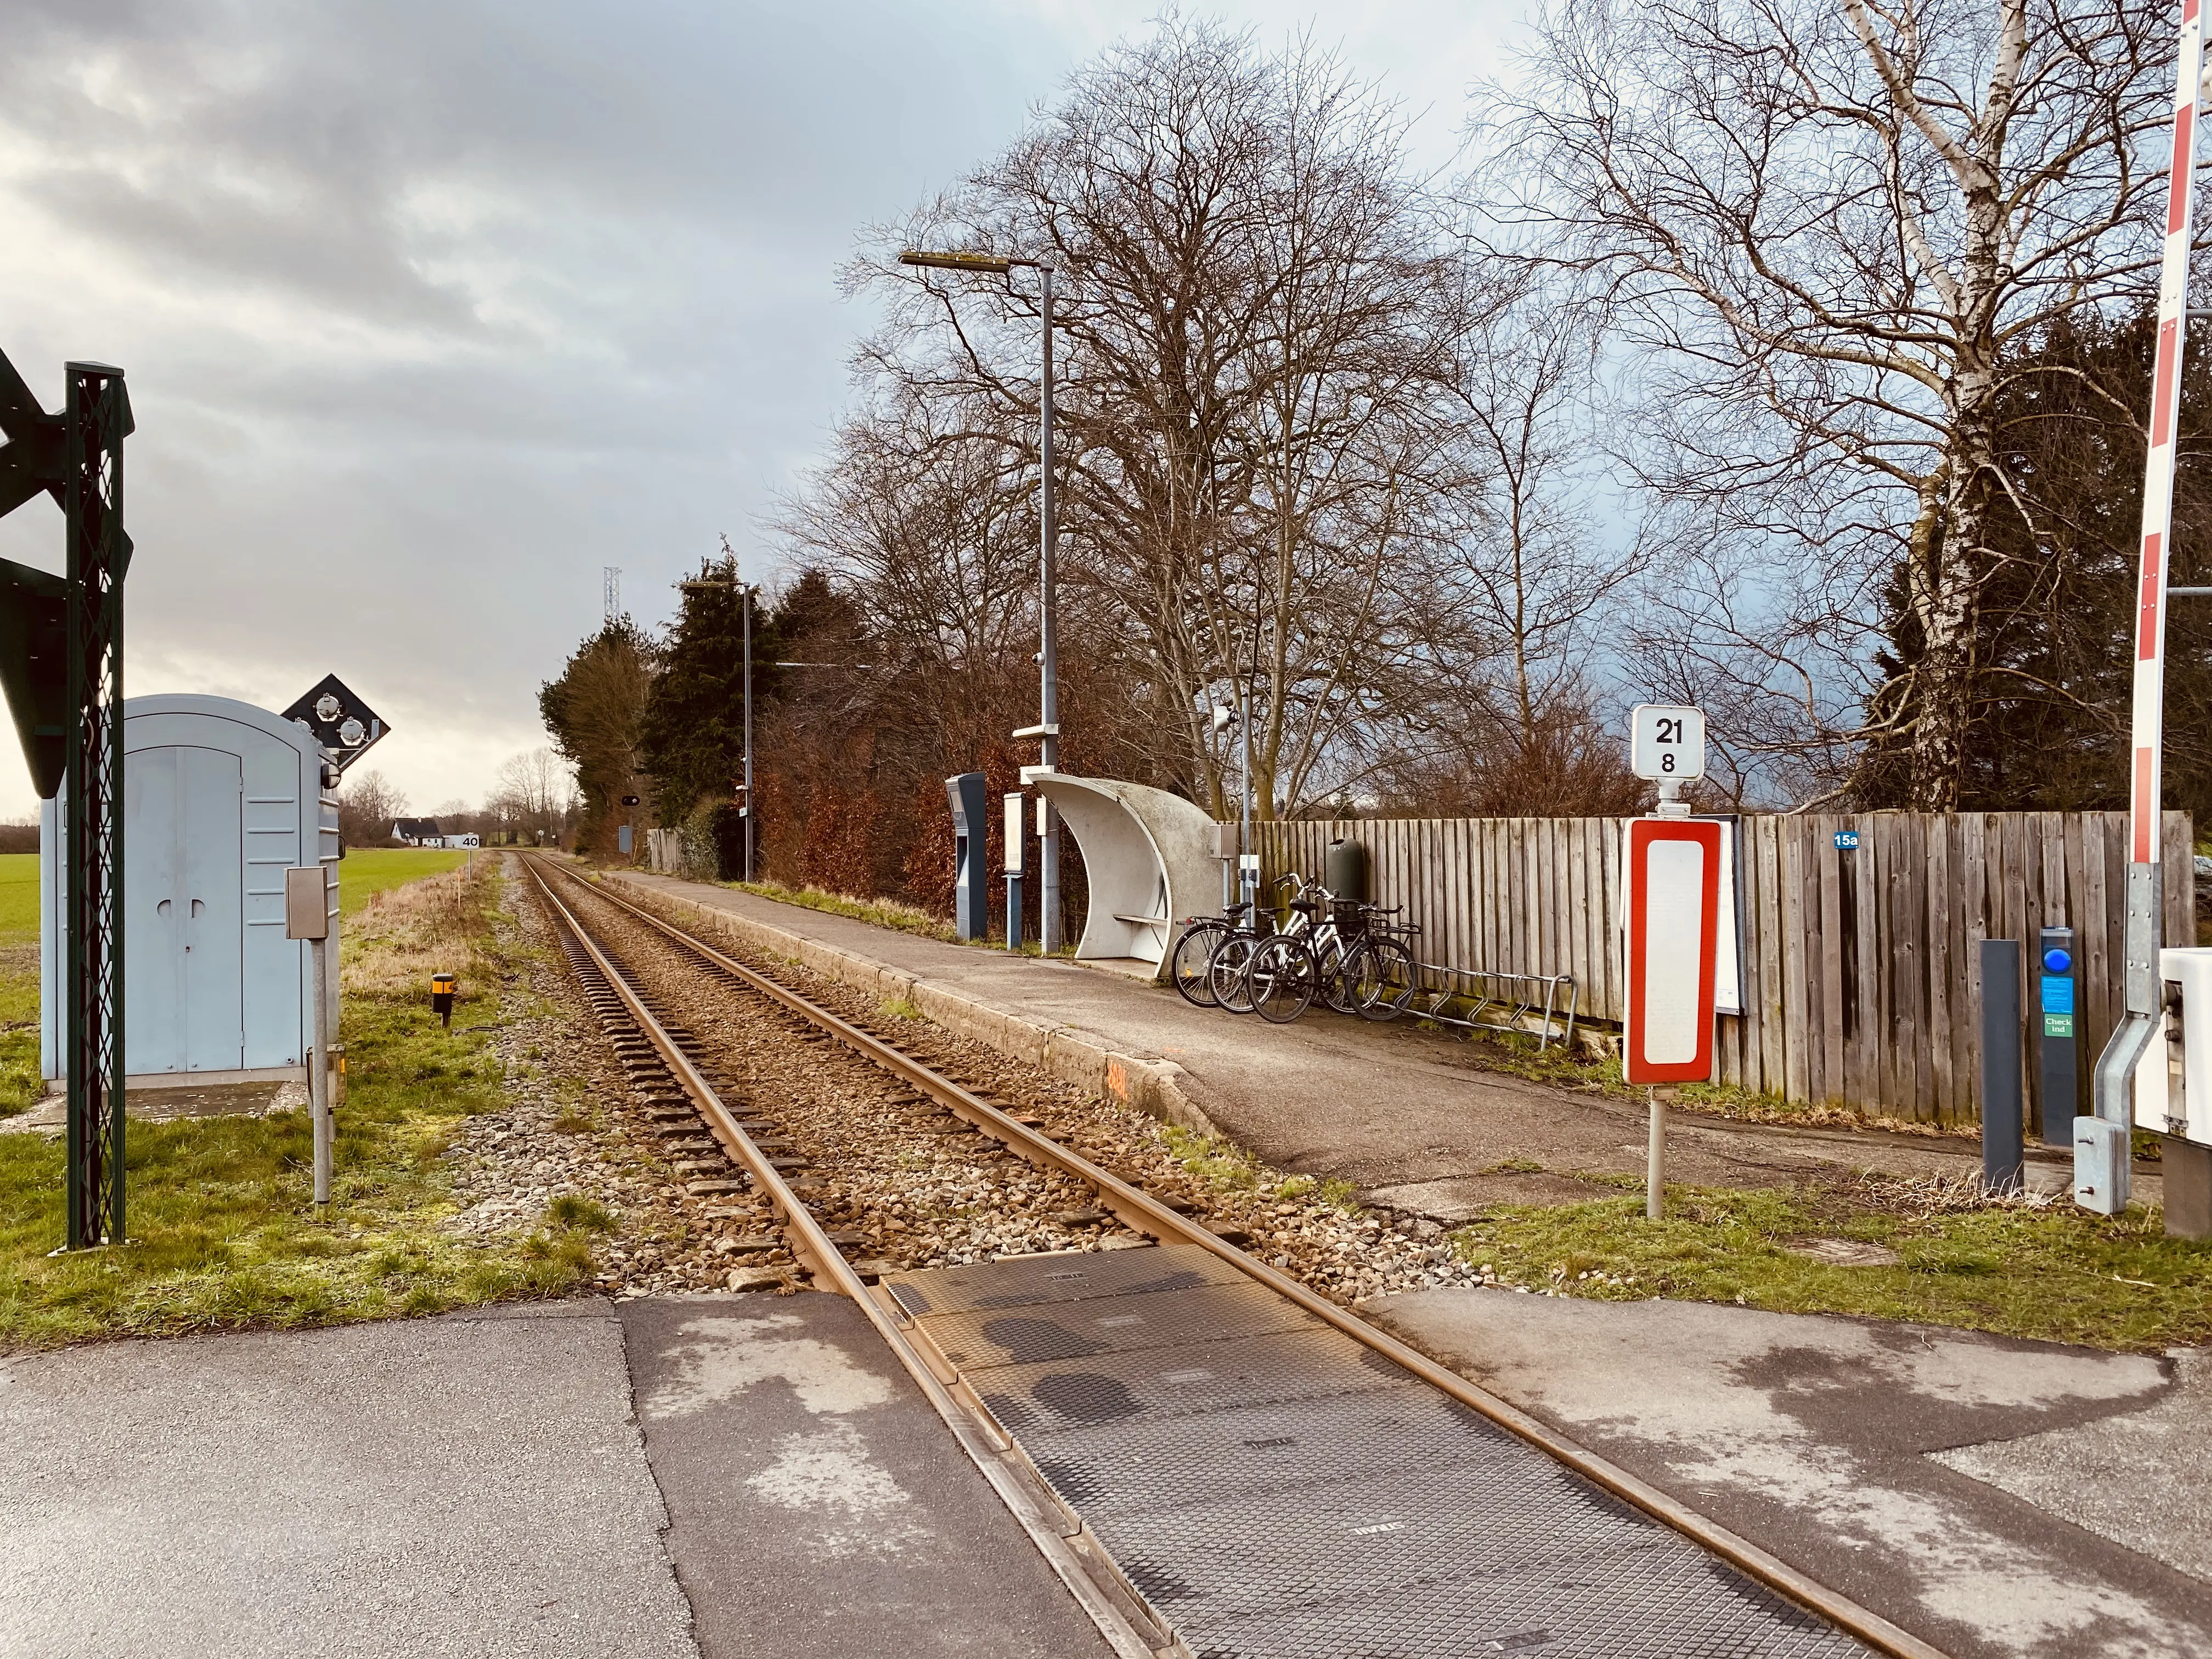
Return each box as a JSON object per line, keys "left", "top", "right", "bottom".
{"left": 1004, "top": 792, "right": 1026, "bottom": 950}
{"left": 1624, "top": 706, "right": 1718, "bottom": 1219}
{"left": 285, "top": 866, "right": 335, "bottom": 1204}
{"left": 0, "top": 346, "right": 131, "bottom": 1249}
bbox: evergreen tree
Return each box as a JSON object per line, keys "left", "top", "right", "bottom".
{"left": 539, "top": 616, "right": 656, "bottom": 856}
{"left": 1860, "top": 305, "right": 2212, "bottom": 823}
{"left": 639, "top": 557, "right": 771, "bottom": 823}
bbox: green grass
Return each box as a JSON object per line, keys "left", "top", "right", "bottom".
{"left": 1153, "top": 1117, "right": 2212, "bottom": 1351}
{"left": 1161, "top": 1125, "right": 1360, "bottom": 1210}
{"left": 1448, "top": 1174, "right": 2212, "bottom": 1352}
{"left": 727, "top": 878, "right": 960, "bottom": 941}
{"left": 0, "top": 863, "right": 598, "bottom": 1349}
{"left": 0, "top": 854, "right": 38, "bottom": 1116}
{"left": 0, "top": 852, "right": 37, "bottom": 945}
{"left": 338, "top": 847, "right": 473, "bottom": 919}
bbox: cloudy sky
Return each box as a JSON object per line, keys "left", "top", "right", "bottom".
{"left": 0, "top": 0, "right": 1531, "bottom": 820}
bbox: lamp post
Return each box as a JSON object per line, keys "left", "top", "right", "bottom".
{"left": 686, "top": 548, "right": 759, "bottom": 882}
{"left": 899, "top": 247, "right": 1062, "bottom": 950}
{"left": 741, "top": 575, "right": 755, "bottom": 882}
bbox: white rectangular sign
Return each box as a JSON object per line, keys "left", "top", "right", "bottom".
{"left": 1621, "top": 817, "right": 1722, "bottom": 1084}
{"left": 1630, "top": 704, "right": 1706, "bottom": 783}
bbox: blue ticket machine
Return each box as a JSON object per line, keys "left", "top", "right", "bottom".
{"left": 2038, "top": 925, "right": 2076, "bottom": 1146}
{"left": 946, "top": 772, "right": 988, "bottom": 941}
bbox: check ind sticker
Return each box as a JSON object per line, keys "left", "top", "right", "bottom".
{"left": 2044, "top": 1014, "right": 2074, "bottom": 1039}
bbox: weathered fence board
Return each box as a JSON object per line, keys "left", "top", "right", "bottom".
{"left": 1255, "top": 811, "right": 2195, "bottom": 1125}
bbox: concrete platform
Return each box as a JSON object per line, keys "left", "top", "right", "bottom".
{"left": 1366, "top": 1288, "right": 2212, "bottom": 1659}
{"left": 0, "top": 1296, "right": 1112, "bottom": 1659}
{"left": 617, "top": 876, "right": 2159, "bottom": 1215}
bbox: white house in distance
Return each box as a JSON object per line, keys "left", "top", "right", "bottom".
{"left": 390, "top": 817, "right": 442, "bottom": 846}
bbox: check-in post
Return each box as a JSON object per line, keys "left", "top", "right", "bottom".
{"left": 285, "top": 864, "right": 336, "bottom": 1206}
{"left": 1623, "top": 706, "right": 1719, "bottom": 1220}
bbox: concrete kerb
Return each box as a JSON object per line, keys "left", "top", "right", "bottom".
{"left": 634, "top": 885, "right": 1225, "bottom": 1142}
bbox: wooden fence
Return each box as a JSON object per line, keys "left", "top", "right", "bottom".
{"left": 1255, "top": 812, "right": 2196, "bottom": 1126}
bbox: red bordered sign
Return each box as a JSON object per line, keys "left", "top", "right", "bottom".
{"left": 1623, "top": 817, "right": 1722, "bottom": 1084}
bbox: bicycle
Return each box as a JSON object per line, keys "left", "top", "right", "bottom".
{"left": 1207, "top": 873, "right": 1301, "bottom": 1014}
{"left": 1342, "top": 918, "right": 1419, "bottom": 1022}
{"left": 1245, "top": 876, "right": 1357, "bottom": 1024}
{"left": 1170, "top": 903, "right": 1249, "bottom": 1007}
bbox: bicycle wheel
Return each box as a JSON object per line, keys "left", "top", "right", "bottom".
{"left": 1249, "top": 936, "right": 1317, "bottom": 1024}
{"left": 1316, "top": 934, "right": 1357, "bottom": 1014}
{"left": 1210, "top": 933, "right": 1261, "bottom": 1013}
{"left": 1351, "top": 937, "right": 1417, "bottom": 1022}
{"left": 1171, "top": 920, "right": 1229, "bottom": 1007}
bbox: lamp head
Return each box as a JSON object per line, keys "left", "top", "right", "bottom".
{"left": 899, "top": 249, "right": 1017, "bottom": 275}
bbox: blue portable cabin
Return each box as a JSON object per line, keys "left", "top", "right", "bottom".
{"left": 41, "top": 694, "right": 340, "bottom": 1087}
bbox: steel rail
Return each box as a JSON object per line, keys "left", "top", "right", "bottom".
{"left": 538, "top": 856, "right": 1949, "bottom": 1659}
{"left": 522, "top": 859, "right": 1170, "bottom": 1659}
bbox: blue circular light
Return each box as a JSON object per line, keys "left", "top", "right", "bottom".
{"left": 2044, "top": 948, "right": 2072, "bottom": 974}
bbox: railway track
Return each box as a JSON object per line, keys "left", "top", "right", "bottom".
{"left": 521, "top": 854, "right": 1942, "bottom": 1659}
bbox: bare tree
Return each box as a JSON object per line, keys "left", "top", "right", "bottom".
{"left": 489, "top": 746, "right": 575, "bottom": 843}
{"left": 845, "top": 20, "right": 1476, "bottom": 817}
{"left": 1426, "top": 267, "right": 1641, "bottom": 799}
{"left": 1485, "top": 0, "right": 2170, "bottom": 809}
{"left": 337, "top": 770, "right": 406, "bottom": 845}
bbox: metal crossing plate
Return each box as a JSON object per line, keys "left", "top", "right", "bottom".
{"left": 973, "top": 1326, "right": 1413, "bottom": 1436}
{"left": 904, "top": 1250, "right": 1871, "bottom": 1658}
{"left": 1028, "top": 1386, "right": 1493, "bottom": 1518}
{"left": 910, "top": 1280, "right": 1321, "bottom": 1370}
{"left": 884, "top": 1243, "right": 1246, "bottom": 1317}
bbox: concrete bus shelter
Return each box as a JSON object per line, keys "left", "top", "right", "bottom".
{"left": 1032, "top": 775, "right": 1221, "bottom": 981}
{"left": 41, "top": 694, "right": 339, "bottom": 1088}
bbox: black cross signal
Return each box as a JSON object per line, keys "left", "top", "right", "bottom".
{"left": 0, "top": 349, "right": 65, "bottom": 520}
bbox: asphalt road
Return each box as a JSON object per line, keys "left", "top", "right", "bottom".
{"left": 1369, "top": 1288, "right": 2212, "bottom": 1659}
{"left": 0, "top": 1295, "right": 1111, "bottom": 1659}
{"left": 0, "top": 1302, "right": 693, "bottom": 1659}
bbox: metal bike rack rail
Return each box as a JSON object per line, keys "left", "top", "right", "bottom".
{"left": 1396, "top": 956, "right": 1579, "bottom": 1051}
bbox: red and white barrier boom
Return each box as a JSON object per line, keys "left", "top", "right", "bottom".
{"left": 2087, "top": 3, "right": 2207, "bottom": 1215}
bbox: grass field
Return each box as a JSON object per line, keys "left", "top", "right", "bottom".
{"left": 0, "top": 862, "right": 595, "bottom": 1348}
{"left": 0, "top": 847, "right": 479, "bottom": 1121}
{"left": 0, "top": 847, "right": 473, "bottom": 932}
{"left": 0, "top": 852, "right": 36, "bottom": 946}
{"left": 338, "top": 847, "right": 473, "bottom": 918}
{"left": 0, "top": 854, "right": 38, "bottom": 1116}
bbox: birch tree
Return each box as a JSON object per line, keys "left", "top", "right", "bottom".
{"left": 1487, "top": 0, "right": 2170, "bottom": 809}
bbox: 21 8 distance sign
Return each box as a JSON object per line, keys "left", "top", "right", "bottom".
{"left": 1630, "top": 704, "right": 1706, "bottom": 782}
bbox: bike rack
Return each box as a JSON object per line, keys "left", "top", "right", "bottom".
{"left": 1395, "top": 956, "right": 1578, "bottom": 1051}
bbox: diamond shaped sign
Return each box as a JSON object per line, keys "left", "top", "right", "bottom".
{"left": 283, "top": 673, "right": 388, "bottom": 771}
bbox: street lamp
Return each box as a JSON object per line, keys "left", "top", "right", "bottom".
{"left": 899, "top": 247, "right": 1063, "bottom": 951}
{"left": 685, "top": 549, "right": 760, "bottom": 883}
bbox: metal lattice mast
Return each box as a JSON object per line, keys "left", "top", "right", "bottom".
{"left": 63, "top": 363, "right": 129, "bottom": 1249}
{"left": 2091, "top": 4, "right": 2207, "bottom": 1206}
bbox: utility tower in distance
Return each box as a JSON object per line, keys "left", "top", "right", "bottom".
{"left": 603, "top": 566, "right": 621, "bottom": 623}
